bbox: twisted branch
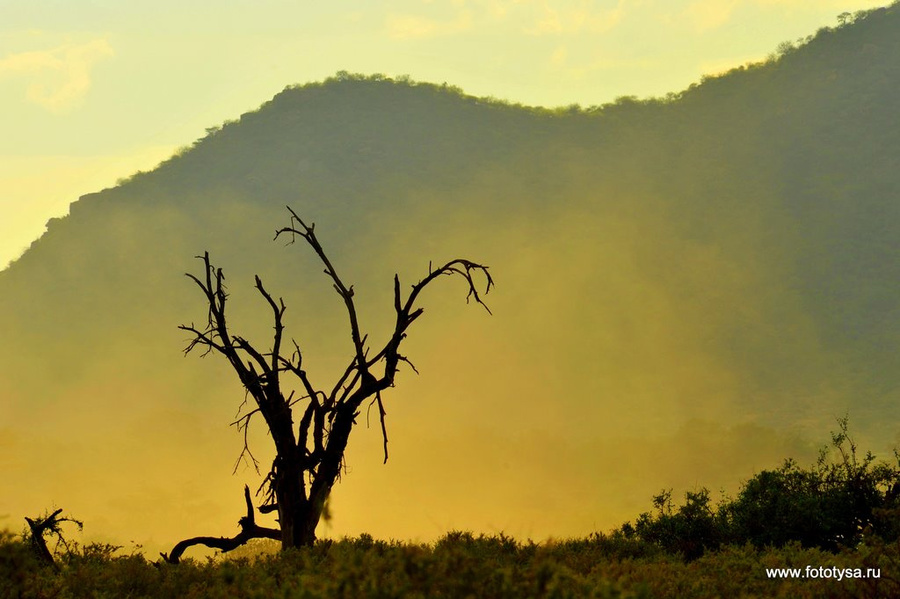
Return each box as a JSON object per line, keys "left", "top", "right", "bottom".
{"left": 161, "top": 486, "right": 280, "bottom": 564}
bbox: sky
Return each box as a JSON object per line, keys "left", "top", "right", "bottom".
{"left": 0, "top": 0, "right": 892, "bottom": 270}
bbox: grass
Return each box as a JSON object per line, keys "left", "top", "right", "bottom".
{"left": 3, "top": 529, "right": 899, "bottom": 598}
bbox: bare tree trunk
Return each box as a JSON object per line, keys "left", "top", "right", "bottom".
{"left": 25, "top": 511, "right": 61, "bottom": 569}
{"left": 275, "top": 458, "right": 314, "bottom": 549}
{"left": 25, "top": 508, "right": 82, "bottom": 570}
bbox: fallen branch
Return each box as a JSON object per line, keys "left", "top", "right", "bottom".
{"left": 161, "top": 486, "right": 280, "bottom": 564}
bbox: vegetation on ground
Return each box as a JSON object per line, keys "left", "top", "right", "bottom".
{"left": 4, "top": 2, "right": 900, "bottom": 555}
{"left": 5, "top": 419, "right": 899, "bottom": 598}
{"left": 624, "top": 417, "right": 900, "bottom": 560}
{"left": 3, "top": 529, "right": 899, "bottom": 598}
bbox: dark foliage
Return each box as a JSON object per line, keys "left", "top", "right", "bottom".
{"left": 625, "top": 418, "right": 900, "bottom": 559}
{"left": 4, "top": 529, "right": 900, "bottom": 598}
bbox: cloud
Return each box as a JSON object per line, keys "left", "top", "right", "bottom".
{"left": 385, "top": 10, "right": 474, "bottom": 39}
{"left": 678, "top": 0, "right": 886, "bottom": 33}
{"left": 686, "top": 0, "right": 886, "bottom": 30}
{"left": 683, "top": 0, "right": 740, "bottom": 31}
{"left": 0, "top": 39, "right": 113, "bottom": 113}
{"left": 484, "top": 0, "right": 521, "bottom": 19}
{"left": 386, "top": 1, "right": 633, "bottom": 40}
{"left": 550, "top": 45, "right": 568, "bottom": 67}
{"left": 386, "top": 12, "right": 475, "bottom": 39}
{"left": 525, "top": 0, "right": 629, "bottom": 35}
{"left": 386, "top": 14, "right": 441, "bottom": 39}
{"left": 754, "top": 0, "right": 884, "bottom": 7}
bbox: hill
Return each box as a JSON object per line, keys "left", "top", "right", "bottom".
{"left": 1, "top": 4, "right": 899, "bottom": 555}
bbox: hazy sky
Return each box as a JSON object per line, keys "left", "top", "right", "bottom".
{"left": 0, "top": 0, "right": 889, "bottom": 269}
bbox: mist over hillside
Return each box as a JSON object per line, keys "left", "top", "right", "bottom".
{"left": 2, "top": 4, "right": 899, "bottom": 554}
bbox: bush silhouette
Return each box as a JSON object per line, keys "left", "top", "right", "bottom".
{"left": 624, "top": 417, "right": 900, "bottom": 559}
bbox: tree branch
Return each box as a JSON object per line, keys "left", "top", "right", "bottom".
{"left": 161, "top": 486, "right": 280, "bottom": 564}
{"left": 276, "top": 207, "right": 370, "bottom": 381}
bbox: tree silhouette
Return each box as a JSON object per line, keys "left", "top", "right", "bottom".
{"left": 163, "top": 207, "right": 492, "bottom": 562}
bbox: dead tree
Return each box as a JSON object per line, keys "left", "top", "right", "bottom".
{"left": 164, "top": 206, "right": 492, "bottom": 562}
{"left": 25, "top": 508, "right": 83, "bottom": 569}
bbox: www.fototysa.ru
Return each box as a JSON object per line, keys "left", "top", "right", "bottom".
{"left": 162, "top": 207, "right": 492, "bottom": 563}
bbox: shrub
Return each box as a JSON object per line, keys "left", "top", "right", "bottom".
{"left": 623, "top": 417, "right": 900, "bottom": 558}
